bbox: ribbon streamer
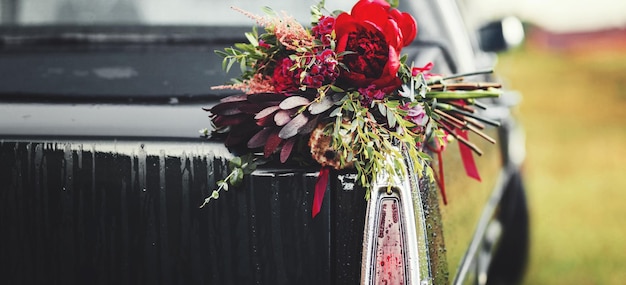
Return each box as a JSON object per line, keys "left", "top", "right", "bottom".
{"left": 312, "top": 166, "right": 331, "bottom": 218}
{"left": 456, "top": 129, "right": 482, "bottom": 182}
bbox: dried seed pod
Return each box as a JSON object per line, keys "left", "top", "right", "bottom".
{"left": 308, "top": 123, "right": 354, "bottom": 170}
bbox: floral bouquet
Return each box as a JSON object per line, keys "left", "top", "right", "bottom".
{"left": 201, "top": 0, "right": 502, "bottom": 217}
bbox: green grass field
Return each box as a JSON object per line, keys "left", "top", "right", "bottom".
{"left": 496, "top": 46, "right": 626, "bottom": 284}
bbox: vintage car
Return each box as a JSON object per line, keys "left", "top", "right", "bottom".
{"left": 0, "top": 0, "right": 527, "bottom": 284}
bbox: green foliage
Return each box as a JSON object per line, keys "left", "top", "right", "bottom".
{"left": 206, "top": 0, "right": 503, "bottom": 208}
{"left": 327, "top": 91, "right": 426, "bottom": 194}
{"left": 386, "top": 0, "right": 399, "bottom": 8}
{"left": 199, "top": 154, "right": 259, "bottom": 208}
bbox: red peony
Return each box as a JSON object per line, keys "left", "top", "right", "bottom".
{"left": 335, "top": 0, "right": 417, "bottom": 92}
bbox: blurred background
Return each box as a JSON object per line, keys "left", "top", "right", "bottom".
{"left": 467, "top": 0, "right": 626, "bottom": 283}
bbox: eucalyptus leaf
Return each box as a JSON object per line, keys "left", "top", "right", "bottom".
{"left": 387, "top": 112, "right": 397, "bottom": 128}
{"left": 247, "top": 128, "right": 272, "bottom": 148}
{"left": 309, "top": 95, "right": 334, "bottom": 114}
{"left": 329, "top": 107, "right": 342, "bottom": 117}
{"left": 279, "top": 96, "right": 310, "bottom": 110}
{"left": 298, "top": 115, "right": 319, "bottom": 134}
{"left": 255, "top": 105, "right": 281, "bottom": 119}
{"left": 377, "top": 102, "right": 387, "bottom": 116}
{"left": 274, "top": 110, "right": 293, "bottom": 126}
{"left": 229, "top": 157, "right": 242, "bottom": 168}
{"left": 242, "top": 162, "right": 257, "bottom": 175}
{"left": 232, "top": 168, "right": 244, "bottom": 186}
{"left": 279, "top": 113, "right": 308, "bottom": 139}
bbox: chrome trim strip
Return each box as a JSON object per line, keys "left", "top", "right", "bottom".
{"left": 361, "top": 154, "right": 433, "bottom": 284}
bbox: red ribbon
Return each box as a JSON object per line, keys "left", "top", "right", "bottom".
{"left": 453, "top": 100, "right": 481, "bottom": 182}
{"left": 312, "top": 166, "right": 330, "bottom": 218}
{"left": 455, "top": 129, "right": 481, "bottom": 182}
{"left": 411, "top": 62, "right": 434, "bottom": 76}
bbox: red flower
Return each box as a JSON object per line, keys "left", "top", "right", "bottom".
{"left": 335, "top": 0, "right": 417, "bottom": 91}
{"left": 272, "top": 57, "right": 301, "bottom": 93}
{"left": 312, "top": 16, "right": 336, "bottom": 46}
{"left": 303, "top": 49, "right": 339, "bottom": 88}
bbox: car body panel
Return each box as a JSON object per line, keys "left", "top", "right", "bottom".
{"left": 0, "top": 0, "right": 527, "bottom": 283}
{"left": 0, "top": 139, "right": 339, "bottom": 284}
{"left": 438, "top": 126, "right": 501, "bottom": 271}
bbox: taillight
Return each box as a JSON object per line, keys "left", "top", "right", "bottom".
{"left": 361, "top": 170, "right": 426, "bottom": 284}
{"left": 373, "top": 197, "right": 407, "bottom": 284}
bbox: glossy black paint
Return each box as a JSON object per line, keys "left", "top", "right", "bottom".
{"left": 0, "top": 140, "right": 370, "bottom": 284}
{"left": 0, "top": 0, "right": 528, "bottom": 283}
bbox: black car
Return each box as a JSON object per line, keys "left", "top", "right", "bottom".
{"left": 0, "top": 0, "right": 527, "bottom": 284}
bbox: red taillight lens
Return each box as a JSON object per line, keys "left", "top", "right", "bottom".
{"left": 373, "top": 197, "right": 407, "bottom": 284}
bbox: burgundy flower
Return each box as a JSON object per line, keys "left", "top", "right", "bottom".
{"left": 358, "top": 84, "right": 387, "bottom": 105}
{"left": 335, "top": 0, "right": 417, "bottom": 92}
{"left": 303, "top": 49, "right": 339, "bottom": 88}
{"left": 312, "top": 16, "right": 336, "bottom": 46}
{"left": 258, "top": 39, "right": 271, "bottom": 50}
{"left": 272, "top": 57, "right": 301, "bottom": 92}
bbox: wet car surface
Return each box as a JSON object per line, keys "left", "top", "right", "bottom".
{"left": 0, "top": 0, "right": 528, "bottom": 284}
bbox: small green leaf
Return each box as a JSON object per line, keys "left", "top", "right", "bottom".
{"left": 329, "top": 107, "right": 342, "bottom": 117}
{"left": 232, "top": 168, "right": 244, "bottom": 186}
{"left": 245, "top": 32, "right": 259, "bottom": 46}
{"left": 229, "top": 157, "right": 242, "bottom": 168}
{"left": 377, "top": 102, "right": 387, "bottom": 116}
{"left": 240, "top": 58, "right": 247, "bottom": 73}
{"left": 329, "top": 85, "right": 344, "bottom": 93}
{"left": 387, "top": 112, "right": 397, "bottom": 128}
{"left": 226, "top": 59, "right": 236, "bottom": 73}
{"left": 261, "top": 6, "right": 277, "bottom": 16}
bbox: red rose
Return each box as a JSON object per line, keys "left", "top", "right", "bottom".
{"left": 335, "top": 0, "right": 417, "bottom": 91}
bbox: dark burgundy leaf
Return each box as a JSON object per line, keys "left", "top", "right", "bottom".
{"left": 208, "top": 101, "right": 243, "bottom": 116}
{"left": 279, "top": 96, "right": 310, "bottom": 110}
{"left": 264, "top": 130, "right": 283, "bottom": 157}
{"left": 224, "top": 122, "right": 259, "bottom": 147}
{"left": 247, "top": 92, "right": 286, "bottom": 103}
{"left": 239, "top": 101, "right": 279, "bottom": 114}
{"left": 256, "top": 115, "right": 277, "bottom": 127}
{"left": 279, "top": 113, "right": 308, "bottom": 139}
{"left": 298, "top": 115, "right": 320, "bottom": 134}
{"left": 255, "top": 106, "right": 281, "bottom": 120}
{"left": 274, "top": 110, "right": 293, "bottom": 126}
{"left": 220, "top": 94, "right": 248, "bottom": 103}
{"left": 280, "top": 137, "right": 297, "bottom": 163}
{"left": 213, "top": 114, "right": 249, "bottom": 127}
{"left": 225, "top": 132, "right": 249, "bottom": 147}
{"left": 308, "top": 95, "right": 335, "bottom": 114}
{"left": 247, "top": 127, "right": 272, "bottom": 148}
